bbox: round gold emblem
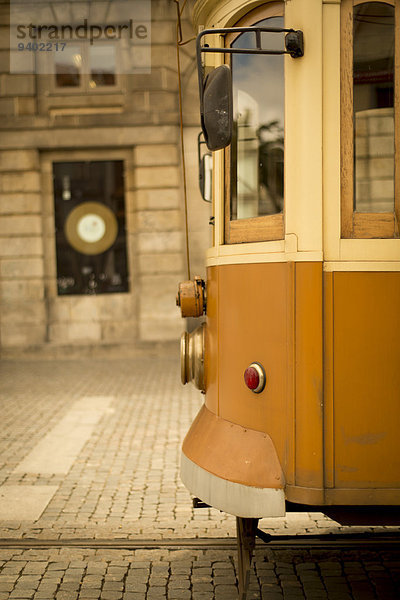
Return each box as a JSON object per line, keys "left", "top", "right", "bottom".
{"left": 64, "top": 201, "right": 118, "bottom": 255}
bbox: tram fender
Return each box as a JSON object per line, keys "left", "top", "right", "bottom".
{"left": 181, "top": 404, "right": 286, "bottom": 518}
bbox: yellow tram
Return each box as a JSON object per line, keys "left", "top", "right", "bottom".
{"left": 176, "top": 0, "right": 400, "bottom": 595}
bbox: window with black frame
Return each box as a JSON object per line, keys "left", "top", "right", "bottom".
{"left": 53, "top": 160, "right": 129, "bottom": 295}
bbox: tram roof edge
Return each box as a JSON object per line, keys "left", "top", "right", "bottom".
{"left": 193, "top": 0, "right": 268, "bottom": 30}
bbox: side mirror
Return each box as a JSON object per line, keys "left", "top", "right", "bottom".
{"left": 197, "top": 26, "right": 304, "bottom": 151}
{"left": 198, "top": 132, "right": 212, "bottom": 202}
{"left": 201, "top": 65, "right": 232, "bottom": 151}
{"left": 199, "top": 154, "right": 213, "bottom": 202}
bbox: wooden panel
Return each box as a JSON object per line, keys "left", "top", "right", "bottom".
{"left": 323, "top": 272, "right": 335, "bottom": 489}
{"left": 353, "top": 213, "right": 395, "bottom": 239}
{"left": 214, "top": 262, "right": 325, "bottom": 485}
{"left": 333, "top": 272, "right": 400, "bottom": 487}
{"left": 325, "top": 487, "right": 400, "bottom": 505}
{"left": 340, "top": 0, "right": 354, "bottom": 238}
{"left": 285, "top": 263, "right": 295, "bottom": 486}
{"left": 216, "top": 262, "right": 292, "bottom": 471}
{"left": 285, "top": 484, "right": 324, "bottom": 505}
{"left": 294, "top": 262, "right": 324, "bottom": 489}
{"left": 395, "top": 0, "right": 400, "bottom": 236}
{"left": 228, "top": 214, "right": 284, "bottom": 244}
{"left": 286, "top": 485, "right": 400, "bottom": 506}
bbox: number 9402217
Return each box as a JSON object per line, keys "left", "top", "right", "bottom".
{"left": 18, "top": 42, "right": 66, "bottom": 51}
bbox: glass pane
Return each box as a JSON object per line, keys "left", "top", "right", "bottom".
{"left": 231, "top": 17, "right": 284, "bottom": 221}
{"left": 90, "top": 45, "right": 116, "bottom": 87}
{"left": 354, "top": 2, "right": 395, "bottom": 212}
{"left": 55, "top": 45, "right": 82, "bottom": 87}
{"left": 53, "top": 161, "right": 129, "bottom": 295}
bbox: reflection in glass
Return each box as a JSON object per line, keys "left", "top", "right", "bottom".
{"left": 354, "top": 2, "right": 395, "bottom": 212}
{"left": 90, "top": 45, "right": 116, "bottom": 87}
{"left": 231, "top": 17, "right": 284, "bottom": 221}
{"left": 55, "top": 46, "right": 82, "bottom": 87}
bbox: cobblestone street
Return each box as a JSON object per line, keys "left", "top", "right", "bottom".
{"left": 0, "top": 356, "right": 399, "bottom": 599}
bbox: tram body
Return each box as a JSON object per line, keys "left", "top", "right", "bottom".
{"left": 178, "top": 0, "right": 400, "bottom": 527}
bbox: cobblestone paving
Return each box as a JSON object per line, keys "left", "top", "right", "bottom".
{"left": 0, "top": 357, "right": 359, "bottom": 541}
{"left": 0, "top": 357, "right": 236, "bottom": 539}
{"left": 0, "top": 357, "right": 399, "bottom": 599}
{"left": 0, "top": 546, "right": 399, "bottom": 599}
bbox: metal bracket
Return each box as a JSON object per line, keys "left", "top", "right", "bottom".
{"left": 196, "top": 26, "right": 304, "bottom": 60}
{"left": 196, "top": 26, "right": 303, "bottom": 118}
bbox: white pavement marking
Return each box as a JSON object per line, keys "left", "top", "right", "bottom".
{"left": 0, "top": 486, "right": 59, "bottom": 520}
{"left": 13, "top": 396, "right": 113, "bottom": 475}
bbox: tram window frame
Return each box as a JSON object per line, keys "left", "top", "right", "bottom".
{"left": 341, "top": 0, "right": 400, "bottom": 239}
{"left": 224, "top": 2, "right": 285, "bottom": 244}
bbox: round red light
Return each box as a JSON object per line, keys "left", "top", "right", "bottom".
{"left": 244, "top": 362, "right": 266, "bottom": 393}
{"left": 244, "top": 366, "right": 260, "bottom": 390}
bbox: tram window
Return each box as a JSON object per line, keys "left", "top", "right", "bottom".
{"left": 354, "top": 2, "right": 394, "bottom": 213}
{"left": 225, "top": 4, "right": 285, "bottom": 244}
{"left": 341, "top": 0, "right": 399, "bottom": 238}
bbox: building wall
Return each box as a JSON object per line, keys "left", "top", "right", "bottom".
{"left": 0, "top": 0, "right": 211, "bottom": 355}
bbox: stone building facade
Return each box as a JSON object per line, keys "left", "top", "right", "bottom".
{"left": 0, "top": 0, "right": 210, "bottom": 356}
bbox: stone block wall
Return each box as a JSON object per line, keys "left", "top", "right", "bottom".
{"left": 0, "top": 0, "right": 211, "bottom": 355}
{"left": 0, "top": 148, "right": 46, "bottom": 347}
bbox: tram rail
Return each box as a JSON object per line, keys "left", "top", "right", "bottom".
{"left": 0, "top": 532, "right": 398, "bottom": 550}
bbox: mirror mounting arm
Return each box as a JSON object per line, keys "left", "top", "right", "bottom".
{"left": 197, "top": 26, "right": 304, "bottom": 105}
{"left": 197, "top": 26, "right": 304, "bottom": 151}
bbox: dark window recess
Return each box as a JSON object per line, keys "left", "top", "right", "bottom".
{"left": 353, "top": 3, "right": 394, "bottom": 112}
{"left": 54, "top": 45, "right": 81, "bottom": 87}
{"left": 54, "top": 45, "right": 116, "bottom": 88}
{"left": 90, "top": 45, "right": 116, "bottom": 87}
{"left": 53, "top": 160, "right": 129, "bottom": 295}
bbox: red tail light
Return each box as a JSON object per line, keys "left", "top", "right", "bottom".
{"left": 244, "top": 362, "right": 266, "bottom": 394}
